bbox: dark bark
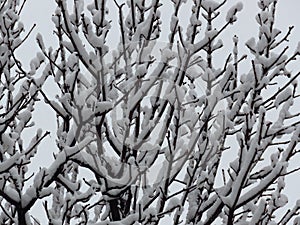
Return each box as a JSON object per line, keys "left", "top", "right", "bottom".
{"left": 109, "top": 199, "right": 121, "bottom": 221}
{"left": 17, "top": 208, "right": 27, "bottom": 225}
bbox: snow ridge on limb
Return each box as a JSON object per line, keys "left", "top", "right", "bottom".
{"left": 1, "top": 0, "right": 300, "bottom": 224}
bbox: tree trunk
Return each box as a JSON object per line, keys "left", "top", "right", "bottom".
{"left": 17, "top": 209, "right": 27, "bottom": 225}
{"left": 109, "top": 199, "right": 121, "bottom": 221}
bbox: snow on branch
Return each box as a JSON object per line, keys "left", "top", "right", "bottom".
{"left": 1, "top": 0, "right": 300, "bottom": 224}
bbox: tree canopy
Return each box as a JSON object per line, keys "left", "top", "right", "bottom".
{"left": 0, "top": 0, "right": 300, "bottom": 224}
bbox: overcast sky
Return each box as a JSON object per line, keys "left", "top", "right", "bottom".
{"left": 18, "top": 0, "right": 300, "bottom": 64}
{"left": 14, "top": 0, "right": 300, "bottom": 223}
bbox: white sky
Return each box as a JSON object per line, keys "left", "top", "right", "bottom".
{"left": 12, "top": 0, "right": 300, "bottom": 223}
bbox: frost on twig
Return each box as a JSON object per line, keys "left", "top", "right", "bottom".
{"left": 1, "top": 0, "right": 300, "bottom": 224}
